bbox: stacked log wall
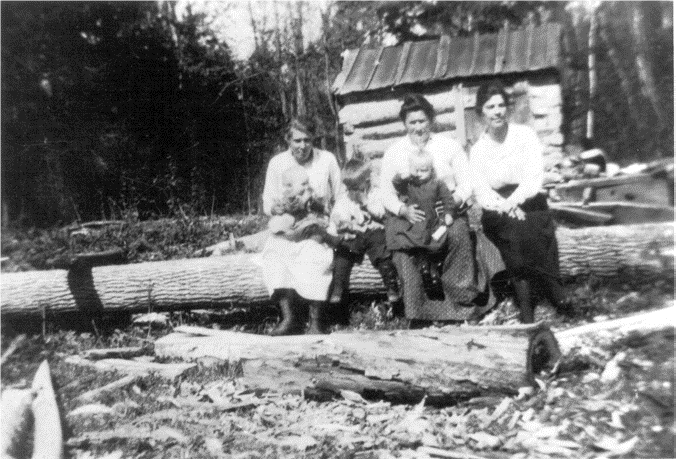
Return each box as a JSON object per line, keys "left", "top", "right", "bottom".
{"left": 338, "top": 75, "right": 564, "bottom": 169}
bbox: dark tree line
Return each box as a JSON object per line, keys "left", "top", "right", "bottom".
{"left": 2, "top": 1, "right": 672, "bottom": 228}
{"left": 1, "top": 1, "right": 282, "bottom": 227}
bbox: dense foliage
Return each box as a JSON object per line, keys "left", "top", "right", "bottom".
{"left": 1, "top": 2, "right": 276, "bottom": 227}
{"left": 1, "top": 1, "right": 672, "bottom": 228}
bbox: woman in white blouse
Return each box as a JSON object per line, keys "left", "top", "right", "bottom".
{"left": 258, "top": 118, "right": 342, "bottom": 335}
{"left": 380, "top": 94, "right": 482, "bottom": 322}
{"left": 469, "top": 80, "right": 571, "bottom": 323}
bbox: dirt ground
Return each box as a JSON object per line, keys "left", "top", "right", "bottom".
{"left": 1, "top": 221, "right": 674, "bottom": 458}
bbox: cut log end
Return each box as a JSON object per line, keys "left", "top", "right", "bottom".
{"left": 527, "top": 328, "right": 562, "bottom": 382}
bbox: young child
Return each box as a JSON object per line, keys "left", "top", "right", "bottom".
{"left": 387, "top": 150, "right": 457, "bottom": 299}
{"left": 328, "top": 158, "right": 401, "bottom": 308}
{"left": 268, "top": 165, "right": 330, "bottom": 243}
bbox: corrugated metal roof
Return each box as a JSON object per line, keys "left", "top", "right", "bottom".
{"left": 333, "top": 23, "right": 561, "bottom": 96}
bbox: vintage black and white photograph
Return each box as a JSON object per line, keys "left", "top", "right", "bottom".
{"left": 1, "top": 1, "right": 673, "bottom": 458}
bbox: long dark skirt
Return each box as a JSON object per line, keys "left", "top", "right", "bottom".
{"left": 481, "top": 193, "right": 560, "bottom": 281}
{"left": 390, "top": 215, "right": 505, "bottom": 321}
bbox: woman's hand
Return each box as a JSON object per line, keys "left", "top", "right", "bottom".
{"left": 400, "top": 204, "right": 426, "bottom": 224}
{"left": 499, "top": 200, "right": 525, "bottom": 221}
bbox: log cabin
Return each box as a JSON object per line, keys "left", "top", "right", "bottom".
{"left": 331, "top": 23, "right": 565, "bottom": 169}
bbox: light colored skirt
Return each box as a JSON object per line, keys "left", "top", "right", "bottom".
{"left": 253, "top": 235, "right": 334, "bottom": 301}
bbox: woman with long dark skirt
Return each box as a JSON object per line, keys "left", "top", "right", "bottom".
{"left": 469, "top": 80, "right": 573, "bottom": 323}
{"left": 379, "top": 94, "right": 502, "bottom": 324}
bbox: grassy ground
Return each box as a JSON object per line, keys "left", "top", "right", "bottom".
{"left": 1, "top": 217, "right": 674, "bottom": 459}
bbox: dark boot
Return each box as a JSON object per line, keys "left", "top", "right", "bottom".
{"left": 513, "top": 278, "right": 534, "bottom": 324}
{"left": 375, "top": 258, "right": 401, "bottom": 304}
{"left": 307, "top": 301, "right": 327, "bottom": 334}
{"left": 417, "top": 253, "right": 443, "bottom": 300}
{"left": 270, "top": 291, "right": 303, "bottom": 336}
{"left": 329, "top": 253, "right": 354, "bottom": 305}
{"left": 541, "top": 275, "right": 574, "bottom": 318}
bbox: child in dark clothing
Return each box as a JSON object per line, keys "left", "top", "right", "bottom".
{"left": 387, "top": 151, "right": 458, "bottom": 298}
{"left": 328, "top": 159, "right": 401, "bottom": 308}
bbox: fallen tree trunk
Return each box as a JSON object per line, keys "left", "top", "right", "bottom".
{"left": 155, "top": 323, "right": 561, "bottom": 404}
{"left": 555, "top": 303, "right": 674, "bottom": 355}
{"left": 1, "top": 223, "right": 672, "bottom": 318}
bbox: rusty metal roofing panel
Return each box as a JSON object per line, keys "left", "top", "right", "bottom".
{"left": 333, "top": 24, "right": 562, "bottom": 96}
{"left": 473, "top": 33, "right": 498, "bottom": 75}
{"left": 445, "top": 35, "right": 473, "bottom": 78}
{"left": 545, "top": 23, "right": 562, "bottom": 68}
{"left": 331, "top": 49, "right": 359, "bottom": 93}
{"left": 529, "top": 27, "right": 548, "bottom": 69}
{"left": 502, "top": 28, "right": 528, "bottom": 73}
{"left": 367, "top": 45, "right": 403, "bottom": 91}
{"left": 399, "top": 40, "right": 438, "bottom": 85}
{"left": 340, "top": 47, "right": 380, "bottom": 94}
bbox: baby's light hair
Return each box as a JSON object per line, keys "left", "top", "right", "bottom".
{"left": 409, "top": 151, "right": 434, "bottom": 172}
{"left": 342, "top": 158, "right": 372, "bottom": 190}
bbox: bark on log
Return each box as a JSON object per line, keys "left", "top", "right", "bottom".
{"left": 154, "top": 323, "right": 561, "bottom": 404}
{"left": 1, "top": 223, "right": 672, "bottom": 318}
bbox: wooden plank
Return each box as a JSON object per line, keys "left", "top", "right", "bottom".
{"left": 355, "top": 111, "right": 457, "bottom": 141}
{"left": 454, "top": 85, "right": 467, "bottom": 147}
{"left": 365, "top": 46, "right": 385, "bottom": 91}
{"left": 434, "top": 35, "right": 451, "bottom": 78}
{"left": 31, "top": 361, "right": 63, "bottom": 459}
{"left": 332, "top": 49, "right": 360, "bottom": 93}
{"left": 494, "top": 26, "right": 508, "bottom": 73}
{"left": 586, "top": 202, "right": 675, "bottom": 225}
{"left": 550, "top": 203, "right": 613, "bottom": 224}
{"left": 357, "top": 130, "right": 457, "bottom": 158}
{"left": 555, "top": 174, "right": 671, "bottom": 206}
{"left": 339, "top": 91, "right": 456, "bottom": 127}
{"left": 393, "top": 42, "right": 412, "bottom": 86}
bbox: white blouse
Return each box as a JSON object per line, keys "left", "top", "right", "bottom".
{"left": 469, "top": 123, "right": 544, "bottom": 210}
{"left": 262, "top": 149, "right": 342, "bottom": 216}
{"left": 379, "top": 133, "right": 472, "bottom": 215}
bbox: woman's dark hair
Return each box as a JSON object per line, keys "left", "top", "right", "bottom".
{"left": 285, "top": 117, "right": 316, "bottom": 140}
{"left": 399, "top": 93, "right": 436, "bottom": 123}
{"left": 475, "top": 79, "right": 511, "bottom": 115}
{"left": 342, "top": 158, "right": 371, "bottom": 190}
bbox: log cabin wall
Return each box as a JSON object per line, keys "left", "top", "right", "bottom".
{"left": 332, "top": 24, "right": 565, "bottom": 170}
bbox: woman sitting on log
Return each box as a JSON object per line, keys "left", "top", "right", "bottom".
{"left": 380, "top": 94, "right": 492, "bottom": 324}
{"left": 469, "top": 80, "right": 573, "bottom": 323}
{"left": 259, "top": 118, "right": 343, "bottom": 335}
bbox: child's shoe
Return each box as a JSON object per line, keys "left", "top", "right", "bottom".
{"left": 375, "top": 258, "right": 401, "bottom": 304}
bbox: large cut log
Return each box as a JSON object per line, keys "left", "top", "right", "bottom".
{"left": 155, "top": 323, "right": 561, "bottom": 404}
{"left": 1, "top": 223, "right": 672, "bottom": 318}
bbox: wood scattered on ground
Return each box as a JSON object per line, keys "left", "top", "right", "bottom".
{"left": 1, "top": 217, "right": 673, "bottom": 458}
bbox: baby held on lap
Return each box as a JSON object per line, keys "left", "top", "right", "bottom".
{"left": 268, "top": 165, "right": 329, "bottom": 243}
